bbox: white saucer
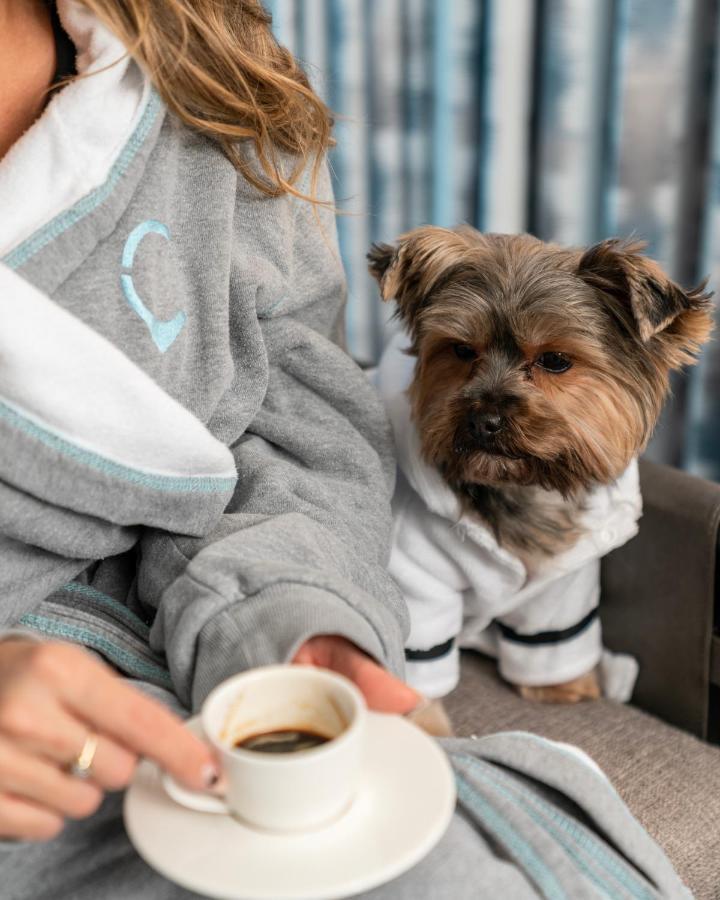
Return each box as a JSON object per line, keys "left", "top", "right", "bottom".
{"left": 123, "top": 713, "right": 456, "bottom": 900}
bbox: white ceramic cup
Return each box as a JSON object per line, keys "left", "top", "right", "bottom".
{"left": 162, "top": 665, "right": 367, "bottom": 832}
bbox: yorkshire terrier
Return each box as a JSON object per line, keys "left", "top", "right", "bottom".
{"left": 369, "top": 226, "right": 712, "bottom": 710}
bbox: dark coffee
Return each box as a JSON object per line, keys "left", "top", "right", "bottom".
{"left": 234, "top": 729, "right": 331, "bottom": 754}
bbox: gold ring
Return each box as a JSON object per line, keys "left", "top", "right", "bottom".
{"left": 69, "top": 733, "right": 98, "bottom": 779}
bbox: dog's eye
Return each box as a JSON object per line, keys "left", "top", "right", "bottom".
{"left": 453, "top": 343, "right": 477, "bottom": 361}
{"left": 535, "top": 352, "right": 572, "bottom": 373}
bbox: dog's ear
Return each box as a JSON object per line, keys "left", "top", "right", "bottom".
{"left": 366, "top": 242, "right": 397, "bottom": 290}
{"left": 367, "top": 226, "right": 475, "bottom": 329}
{"left": 577, "top": 238, "right": 713, "bottom": 344}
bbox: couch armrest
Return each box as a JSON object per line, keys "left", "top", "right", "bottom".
{"left": 600, "top": 459, "right": 720, "bottom": 739}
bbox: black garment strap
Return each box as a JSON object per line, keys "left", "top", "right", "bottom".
{"left": 496, "top": 607, "right": 599, "bottom": 646}
{"left": 405, "top": 637, "right": 455, "bottom": 662}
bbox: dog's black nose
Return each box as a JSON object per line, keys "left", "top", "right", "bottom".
{"left": 481, "top": 414, "right": 503, "bottom": 435}
{"left": 470, "top": 412, "right": 504, "bottom": 438}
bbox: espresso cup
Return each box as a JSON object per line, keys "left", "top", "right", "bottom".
{"left": 163, "top": 665, "right": 367, "bottom": 832}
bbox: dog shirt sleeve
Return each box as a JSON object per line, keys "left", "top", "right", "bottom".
{"left": 493, "top": 557, "right": 603, "bottom": 687}
{"left": 388, "top": 475, "right": 470, "bottom": 698}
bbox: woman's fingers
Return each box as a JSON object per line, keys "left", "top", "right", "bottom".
{"left": 335, "top": 647, "right": 420, "bottom": 714}
{"left": 0, "top": 737, "right": 102, "bottom": 820}
{"left": 0, "top": 642, "right": 217, "bottom": 792}
{"left": 0, "top": 639, "right": 217, "bottom": 843}
{"left": 0, "top": 793, "right": 64, "bottom": 842}
{"left": 0, "top": 650, "right": 138, "bottom": 791}
{"left": 294, "top": 635, "right": 421, "bottom": 714}
{"left": 50, "top": 648, "right": 218, "bottom": 790}
{"left": 6, "top": 706, "right": 138, "bottom": 791}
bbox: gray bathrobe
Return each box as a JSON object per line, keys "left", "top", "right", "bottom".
{"left": 0, "top": 100, "right": 408, "bottom": 710}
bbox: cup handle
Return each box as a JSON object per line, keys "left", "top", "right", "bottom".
{"left": 161, "top": 772, "right": 229, "bottom": 815}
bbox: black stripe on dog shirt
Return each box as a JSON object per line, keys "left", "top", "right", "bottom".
{"left": 496, "top": 607, "right": 599, "bottom": 646}
{"left": 405, "top": 637, "right": 455, "bottom": 662}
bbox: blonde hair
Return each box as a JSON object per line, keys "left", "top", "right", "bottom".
{"left": 79, "top": 0, "right": 334, "bottom": 201}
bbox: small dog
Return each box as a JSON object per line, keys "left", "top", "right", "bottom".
{"left": 369, "top": 227, "right": 712, "bottom": 705}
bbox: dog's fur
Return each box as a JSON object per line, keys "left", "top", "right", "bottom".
{"left": 369, "top": 227, "right": 712, "bottom": 702}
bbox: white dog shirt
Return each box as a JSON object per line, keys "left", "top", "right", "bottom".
{"left": 377, "top": 332, "right": 643, "bottom": 699}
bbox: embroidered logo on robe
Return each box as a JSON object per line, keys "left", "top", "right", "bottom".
{"left": 120, "top": 220, "right": 187, "bottom": 353}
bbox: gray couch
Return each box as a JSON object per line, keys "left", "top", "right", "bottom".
{"left": 445, "top": 460, "right": 720, "bottom": 899}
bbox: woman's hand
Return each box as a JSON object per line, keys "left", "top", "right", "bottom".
{"left": 0, "top": 639, "right": 219, "bottom": 841}
{"left": 293, "top": 635, "right": 420, "bottom": 715}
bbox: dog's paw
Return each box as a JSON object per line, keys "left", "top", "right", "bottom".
{"left": 517, "top": 670, "right": 601, "bottom": 704}
{"left": 406, "top": 698, "right": 455, "bottom": 737}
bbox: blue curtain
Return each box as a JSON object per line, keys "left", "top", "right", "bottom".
{"left": 266, "top": 0, "right": 720, "bottom": 478}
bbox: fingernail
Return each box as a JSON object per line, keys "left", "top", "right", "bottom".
{"left": 202, "top": 763, "right": 221, "bottom": 788}
{"left": 405, "top": 696, "right": 430, "bottom": 717}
